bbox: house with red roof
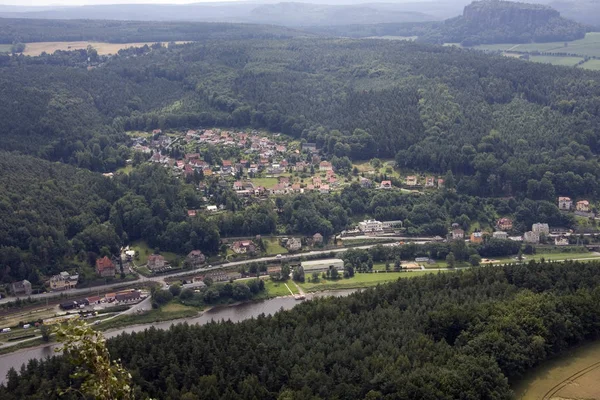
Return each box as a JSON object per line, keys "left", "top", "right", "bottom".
{"left": 95, "top": 256, "right": 116, "bottom": 278}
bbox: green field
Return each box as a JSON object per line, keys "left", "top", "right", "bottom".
{"left": 512, "top": 340, "right": 600, "bottom": 400}
{"left": 264, "top": 238, "right": 288, "bottom": 256}
{"left": 264, "top": 279, "right": 297, "bottom": 297}
{"left": 529, "top": 55, "right": 584, "bottom": 67}
{"left": 0, "top": 44, "right": 11, "bottom": 53}
{"left": 580, "top": 59, "right": 600, "bottom": 71}
{"left": 470, "top": 33, "right": 600, "bottom": 58}
{"left": 250, "top": 177, "right": 279, "bottom": 189}
{"left": 299, "top": 270, "right": 451, "bottom": 292}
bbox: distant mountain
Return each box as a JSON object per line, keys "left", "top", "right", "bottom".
{"left": 421, "top": 0, "right": 588, "bottom": 45}
{"left": 0, "top": 2, "right": 445, "bottom": 26}
{"left": 248, "top": 2, "right": 433, "bottom": 26}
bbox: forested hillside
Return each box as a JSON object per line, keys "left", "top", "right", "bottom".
{"left": 3, "top": 261, "right": 600, "bottom": 399}
{"left": 2, "top": 38, "right": 600, "bottom": 197}
{"left": 0, "top": 153, "right": 219, "bottom": 284}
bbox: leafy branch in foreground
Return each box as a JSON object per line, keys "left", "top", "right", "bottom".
{"left": 54, "top": 320, "right": 134, "bottom": 400}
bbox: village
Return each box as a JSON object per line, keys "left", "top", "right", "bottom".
{"left": 129, "top": 127, "right": 447, "bottom": 203}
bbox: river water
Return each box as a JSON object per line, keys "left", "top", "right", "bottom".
{"left": 0, "top": 290, "right": 357, "bottom": 384}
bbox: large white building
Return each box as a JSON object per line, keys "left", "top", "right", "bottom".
{"left": 358, "top": 219, "right": 383, "bottom": 232}
{"left": 301, "top": 259, "right": 344, "bottom": 272}
{"left": 532, "top": 223, "right": 550, "bottom": 236}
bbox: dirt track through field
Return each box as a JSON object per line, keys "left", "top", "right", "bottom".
{"left": 543, "top": 361, "right": 600, "bottom": 399}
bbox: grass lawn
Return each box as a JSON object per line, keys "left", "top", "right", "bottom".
{"left": 264, "top": 279, "right": 296, "bottom": 297}
{"left": 130, "top": 240, "right": 180, "bottom": 266}
{"left": 299, "top": 270, "right": 452, "bottom": 292}
{"left": 251, "top": 177, "right": 279, "bottom": 189}
{"left": 512, "top": 340, "right": 600, "bottom": 400}
{"left": 116, "top": 164, "right": 133, "bottom": 175}
{"left": 264, "top": 238, "right": 288, "bottom": 256}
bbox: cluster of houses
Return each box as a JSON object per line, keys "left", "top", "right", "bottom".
{"left": 138, "top": 129, "right": 300, "bottom": 181}
{"left": 447, "top": 217, "right": 571, "bottom": 246}
{"left": 558, "top": 197, "right": 594, "bottom": 216}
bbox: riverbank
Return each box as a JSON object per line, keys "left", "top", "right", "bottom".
{"left": 0, "top": 288, "right": 357, "bottom": 384}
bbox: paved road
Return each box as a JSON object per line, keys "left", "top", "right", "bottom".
{"left": 3, "top": 240, "right": 593, "bottom": 306}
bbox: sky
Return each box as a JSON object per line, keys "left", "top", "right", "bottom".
{"left": 0, "top": 0, "right": 207, "bottom": 5}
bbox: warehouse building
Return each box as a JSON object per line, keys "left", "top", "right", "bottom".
{"left": 301, "top": 258, "right": 344, "bottom": 272}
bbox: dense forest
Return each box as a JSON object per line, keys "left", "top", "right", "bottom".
{"left": 0, "top": 153, "right": 219, "bottom": 284}
{"left": 3, "top": 261, "right": 600, "bottom": 399}
{"left": 2, "top": 37, "right": 600, "bottom": 198}
{"left": 2, "top": 32, "right": 600, "bottom": 281}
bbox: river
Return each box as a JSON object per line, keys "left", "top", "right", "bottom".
{"left": 0, "top": 290, "right": 357, "bottom": 384}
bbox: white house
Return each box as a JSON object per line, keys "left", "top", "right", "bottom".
{"left": 358, "top": 219, "right": 383, "bottom": 232}
{"left": 532, "top": 223, "right": 550, "bottom": 236}
{"left": 558, "top": 197, "right": 572, "bottom": 210}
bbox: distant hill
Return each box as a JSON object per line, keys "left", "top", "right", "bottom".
{"left": 429, "top": 0, "right": 588, "bottom": 45}
{"left": 0, "top": 19, "right": 312, "bottom": 44}
{"left": 0, "top": 2, "right": 440, "bottom": 26}
{"left": 248, "top": 2, "right": 433, "bottom": 26}
{"left": 310, "top": 0, "right": 589, "bottom": 45}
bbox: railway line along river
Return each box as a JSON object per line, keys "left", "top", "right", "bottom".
{"left": 0, "top": 289, "right": 357, "bottom": 384}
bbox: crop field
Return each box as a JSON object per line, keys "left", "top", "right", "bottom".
{"left": 513, "top": 340, "right": 600, "bottom": 399}
{"left": 580, "top": 59, "right": 600, "bottom": 71}
{"left": 0, "top": 44, "right": 11, "bottom": 53}
{"left": 21, "top": 41, "right": 189, "bottom": 56}
{"left": 470, "top": 33, "right": 600, "bottom": 58}
{"left": 529, "top": 55, "right": 584, "bottom": 67}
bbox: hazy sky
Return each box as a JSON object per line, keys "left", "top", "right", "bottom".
{"left": 0, "top": 0, "right": 209, "bottom": 5}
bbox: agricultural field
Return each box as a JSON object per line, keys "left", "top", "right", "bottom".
{"left": 21, "top": 41, "right": 189, "bottom": 56}
{"left": 528, "top": 55, "right": 584, "bottom": 67}
{"left": 470, "top": 33, "right": 600, "bottom": 57}
{"left": 580, "top": 59, "right": 600, "bottom": 71}
{"left": 513, "top": 340, "right": 600, "bottom": 400}
{"left": 0, "top": 44, "right": 11, "bottom": 53}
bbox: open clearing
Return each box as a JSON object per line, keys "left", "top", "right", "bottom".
{"left": 471, "top": 33, "right": 600, "bottom": 57}
{"left": 264, "top": 238, "right": 288, "bottom": 256}
{"left": 513, "top": 340, "right": 600, "bottom": 400}
{"left": 299, "top": 270, "right": 451, "bottom": 292}
{"left": 21, "top": 41, "right": 189, "bottom": 56}
{"left": 529, "top": 55, "right": 584, "bottom": 67}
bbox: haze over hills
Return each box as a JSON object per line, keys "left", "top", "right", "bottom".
{"left": 0, "top": 1, "right": 459, "bottom": 25}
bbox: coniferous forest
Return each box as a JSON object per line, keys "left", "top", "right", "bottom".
{"left": 2, "top": 261, "right": 600, "bottom": 399}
